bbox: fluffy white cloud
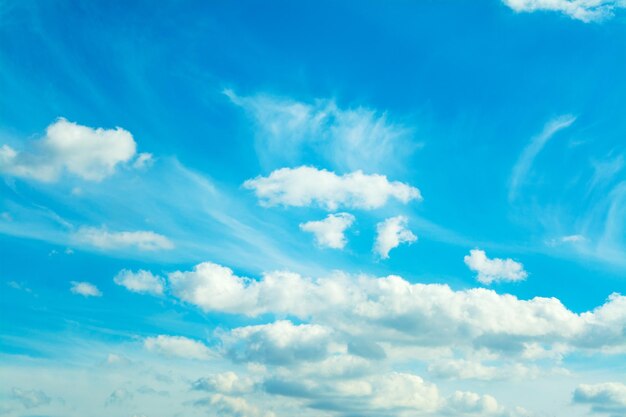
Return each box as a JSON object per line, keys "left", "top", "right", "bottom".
{"left": 0, "top": 118, "right": 140, "bottom": 182}
{"left": 192, "top": 372, "right": 255, "bottom": 394}
{"left": 300, "top": 213, "right": 355, "bottom": 249}
{"left": 464, "top": 249, "right": 528, "bottom": 284}
{"left": 374, "top": 215, "right": 417, "bottom": 259}
{"left": 573, "top": 382, "right": 626, "bottom": 414}
{"left": 162, "top": 261, "right": 626, "bottom": 356}
{"left": 224, "top": 320, "right": 337, "bottom": 365}
{"left": 73, "top": 227, "right": 174, "bottom": 251}
{"left": 144, "top": 335, "right": 213, "bottom": 360}
{"left": 244, "top": 166, "right": 421, "bottom": 211}
{"left": 206, "top": 393, "right": 276, "bottom": 417}
{"left": 114, "top": 269, "right": 165, "bottom": 295}
{"left": 225, "top": 90, "right": 417, "bottom": 173}
{"left": 502, "top": 0, "right": 624, "bottom": 22}
{"left": 70, "top": 281, "right": 102, "bottom": 297}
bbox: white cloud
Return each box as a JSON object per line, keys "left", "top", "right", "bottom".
{"left": 70, "top": 281, "right": 102, "bottom": 297}
{"left": 144, "top": 335, "right": 213, "bottom": 360}
{"left": 374, "top": 215, "right": 417, "bottom": 259}
{"left": 168, "top": 262, "right": 257, "bottom": 314}
{"left": 73, "top": 227, "right": 174, "bottom": 251}
{"left": 114, "top": 269, "right": 165, "bottom": 295}
{"left": 573, "top": 382, "right": 626, "bottom": 414}
{"left": 502, "top": 0, "right": 624, "bottom": 22}
{"left": 509, "top": 115, "right": 575, "bottom": 201}
{"left": 206, "top": 393, "right": 275, "bottom": 417}
{"left": 243, "top": 166, "right": 421, "bottom": 211}
{"left": 11, "top": 387, "right": 51, "bottom": 409}
{"left": 161, "top": 261, "right": 626, "bottom": 356}
{"left": 300, "top": 213, "right": 355, "bottom": 249}
{"left": 192, "top": 372, "right": 255, "bottom": 394}
{"left": 223, "top": 320, "right": 337, "bottom": 365}
{"left": 225, "top": 90, "right": 417, "bottom": 173}
{"left": 547, "top": 234, "right": 587, "bottom": 247}
{"left": 0, "top": 118, "right": 141, "bottom": 182}
{"left": 464, "top": 249, "right": 528, "bottom": 284}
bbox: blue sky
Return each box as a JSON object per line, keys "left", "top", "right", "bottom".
{"left": 1, "top": 1, "right": 626, "bottom": 416}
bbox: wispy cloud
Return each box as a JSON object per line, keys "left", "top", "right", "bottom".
{"left": 225, "top": 90, "right": 420, "bottom": 174}
{"left": 509, "top": 115, "right": 576, "bottom": 202}
{"left": 502, "top": 0, "right": 624, "bottom": 22}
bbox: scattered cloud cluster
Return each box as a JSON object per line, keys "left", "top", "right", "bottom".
{"left": 502, "top": 0, "right": 624, "bottom": 22}
{"left": 128, "top": 262, "right": 626, "bottom": 359}
{"left": 244, "top": 166, "right": 421, "bottom": 211}
{"left": 573, "top": 382, "right": 626, "bottom": 415}
{"left": 464, "top": 249, "right": 528, "bottom": 284}
{"left": 10, "top": 387, "right": 51, "bottom": 409}
{"left": 0, "top": 118, "right": 149, "bottom": 182}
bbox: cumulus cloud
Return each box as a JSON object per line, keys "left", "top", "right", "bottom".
{"left": 192, "top": 372, "right": 255, "bottom": 394}
{"left": 374, "top": 215, "right": 417, "bottom": 259}
{"left": 502, "top": 0, "right": 624, "bottom": 22}
{"left": 162, "top": 261, "right": 626, "bottom": 356}
{"left": 203, "top": 393, "right": 276, "bottom": 417}
{"left": 223, "top": 320, "right": 337, "bottom": 365}
{"left": 144, "top": 335, "right": 213, "bottom": 360}
{"left": 11, "top": 387, "right": 51, "bottom": 408}
{"left": 73, "top": 227, "right": 174, "bottom": 251}
{"left": 225, "top": 90, "right": 418, "bottom": 173}
{"left": 300, "top": 213, "right": 355, "bottom": 249}
{"left": 573, "top": 382, "right": 626, "bottom": 414}
{"left": 114, "top": 269, "right": 165, "bottom": 295}
{"left": 464, "top": 249, "right": 528, "bottom": 284}
{"left": 0, "top": 118, "right": 142, "bottom": 182}
{"left": 70, "top": 281, "right": 102, "bottom": 297}
{"left": 243, "top": 166, "right": 421, "bottom": 211}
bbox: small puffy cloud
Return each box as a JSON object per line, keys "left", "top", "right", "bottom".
{"left": 573, "top": 382, "right": 626, "bottom": 415}
{"left": 244, "top": 166, "right": 421, "bottom": 211}
{"left": 11, "top": 387, "right": 51, "bottom": 408}
{"left": 0, "top": 118, "right": 140, "bottom": 182}
{"left": 300, "top": 212, "right": 355, "bottom": 249}
{"left": 502, "top": 0, "right": 623, "bottom": 22}
{"left": 73, "top": 227, "right": 174, "bottom": 251}
{"left": 374, "top": 215, "right": 417, "bottom": 259}
{"left": 144, "top": 335, "right": 213, "bottom": 360}
{"left": 114, "top": 269, "right": 165, "bottom": 295}
{"left": 70, "top": 281, "right": 102, "bottom": 297}
{"left": 464, "top": 249, "right": 528, "bottom": 285}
